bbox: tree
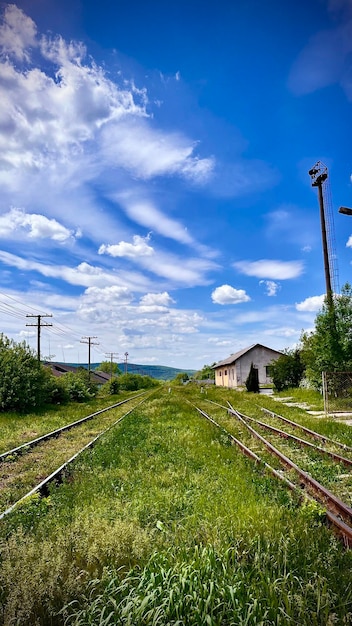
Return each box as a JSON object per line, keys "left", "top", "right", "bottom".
{"left": 245, "top": 362, "right": 259, "bottom": 393}
{"left": 173, "top": 372, "right": 190, "bottom": 384}
{"left": 269, "top": 349, "right": 305, "bottom": 392}
{"left": 194, "top": 363, "right": 215, "bottom": 380}
{"left": 97, "top": 361, "right": 121, "bottom": 376}
{"left": 0, "top": 334, "right": 51, "bottom": 411}
{"left": 300, "top": 283, "right": 352, "bottom": 389}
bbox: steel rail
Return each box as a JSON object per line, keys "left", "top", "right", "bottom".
{"left": 261, "top": 407, "right": 352, "bottom": 452}
{"left": 204, "top": 398, "right": 352, "bottom": 466}
{"left": 236, "top": 411, "right": 352, "bottom": 468}
{"left": 227, "top": 403, "right": 352, "bottom": 528}
{"left": 0, "top": 391, "right": 148, "bottom": 462}
{"left": 187, "top": 400, "right": 298, "bottom": 492}
{"left": 192, "top": 400, "right": 352, "bottom": 548}
{"left": 0, "top": 394, "right": 150, "bottom": 521}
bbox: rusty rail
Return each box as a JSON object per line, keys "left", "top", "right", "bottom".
{"left": 0, "top": 391, "right": 148, "bottom": 462}
{"left": 0, "top": 394, "right": 151, "bottom": 521}
{"left": 197, "top": 398, "right": 352, "bottom": 547}
{"left": 261, "top": 407, "right": 352, "bottom": 452}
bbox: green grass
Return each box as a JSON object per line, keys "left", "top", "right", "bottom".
{"left": 0, "top": 389, "right": 352, "bottom": 625}
{"left": 0, "top": 391, "right": 141, "bottom": 453}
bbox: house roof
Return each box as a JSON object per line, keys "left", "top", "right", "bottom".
{"left": 43, "top": 362, "right": 111, "bottom": 384}
{"left": 212, "top": 344, "right": 283, "bottom": 369}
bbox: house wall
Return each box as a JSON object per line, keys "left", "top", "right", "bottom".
{"left": 214, "top": 346, "right": 281, "bottom": 388}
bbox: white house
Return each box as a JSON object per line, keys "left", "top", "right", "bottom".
{"left": 212, "top": 343, "right": 283, "bottom": 388}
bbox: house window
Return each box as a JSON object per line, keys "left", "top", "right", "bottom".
{"left": 224, "top": 369, "right": 227, "bottom": 375}
{"left": 266, "top": 366, "right": 272, "bottom": 377}
{"left": 219, "top": 371, "right": 222, "bottom": 376}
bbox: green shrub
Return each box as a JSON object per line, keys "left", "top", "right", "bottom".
{"left": 60, "top": 372, "right": 93, "bottom": 402}
{"left": 0, "top": 334, "right": 51, "bottom": 411}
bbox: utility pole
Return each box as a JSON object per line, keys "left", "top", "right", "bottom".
{"left": 105, "top": 352, "right": 119, "bottom": 378}
{"left": 80, "top": 336, "right": 99, "bottom": 375}
{"left": 124, "top": 351, "right": 129, "bottom": 374}
{"left": 26, "top": 314, "right": 53, "bottom": 362}
{"left": 308, "top": 161, "right": 333, "bottom": 306}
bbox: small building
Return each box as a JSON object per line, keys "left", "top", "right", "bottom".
{"left": 212, "top": 343, "right": 282, "bottom": 389}
{"left": 43, "top": 362, "right": 111, "bottom": 386}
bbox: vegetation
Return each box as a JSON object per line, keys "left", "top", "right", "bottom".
{"left": 173, "top": 371, "right": 190, "bottom": 384}
{"left": 194, "top": 363, "right": 216, "bottom": 380}
{"left": 0, "top": 334, "right": 52, "bottom": 412}
{"left": 1, "top": 387, "right": 351, "bottom": 624}
{"left": 96, "top": 361, "right": 121, "bottom": 376}
{"left": 245, "top": 362, "right": 259, "bottom": 393}
{"left": 301, "top": 283, "right": 352, "bottom": 389}
{"left": 270, "top": 348, "right": 305, "bottom": 391}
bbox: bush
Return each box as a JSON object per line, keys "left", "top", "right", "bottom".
{"left": 0, "top": 334, "right": 51, "bottom": 411}
{"left": 59, "top": 372, "right": 93, "bottom": 402}
{"left": 109, "top": 377, "right": 120, "bottom": 394}
{"left": 270, "top": 349, "right": 305, "bottom": 392}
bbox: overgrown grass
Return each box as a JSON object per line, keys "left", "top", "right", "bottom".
{"left": 0, "top": 390, "right": 141, "bottom": 453}
{"left": 0, "top": 389, "right": 351, "bottom": 625}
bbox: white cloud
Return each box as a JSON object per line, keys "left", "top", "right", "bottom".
{"left": 296, "top": 295, "right": 325, "bottom": 312}
{"left": 99, "top": 234, "right": 154, "bottom": 258}
{"left": 234, "top": 259, "right": 304, "bottom": 280}
{"left": 140, "top": 292, "right": 175, "bottom": 307}
{"left": 117, "top": 196, "right": 194, "bottom": 245}
{"left": 211, "top": 284, "right": 250, "bottom": 305}
{"left": 346, "top": 235, "right": 352, "bottom": 247}
{"left": 0, "top": 207, "right": 78, "bottom": 242}
{"left": 0, "top": 4, "right": 37, "bottom": 61}
{"left": 259, "top": 280, "right": 280, "bottom": 296}
{"left": 0, "top": 249, "right": 154, "bottom": 291}
{"left": 100, "top": 116, "right": 214, "bottom": 183}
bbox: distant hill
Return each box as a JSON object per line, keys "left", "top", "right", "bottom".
{"left": 55, "top": 362, "right": 196, "bottom": 381}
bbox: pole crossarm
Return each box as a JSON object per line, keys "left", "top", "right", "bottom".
{"left": 80, "top": 336, "right": 99, "bottom": 373}
{"left": 26, "top": 314, "right": 53, "bottom": 362}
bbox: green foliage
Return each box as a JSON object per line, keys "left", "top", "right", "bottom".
{"left": 194, "top": 363, "right": 215, "bottom": 380}
{"left": 173, "top": 372, "right": 190, "bottom": 383}
{"left": 301, "top": 283, "right": 352, "bottom": 389}
{"left": 108, "top": 377, "right": 120, "bottom": 394}
{"left": 59, "top": 372, "right": 94, "bottom": 402}
{"left": 245, "top": 362, "right": 259, "bottom": 393}
{"left": 97, "top": 361, "right": 121, "bottom": 376}
{"left": 270, "top": 349, "right": 305, "bottom": 392}
{"left": 118, "top": 373, "right": 158, "bottom": 391}
{"left": 0, "top": 334, "right": 51, "bottom": 412}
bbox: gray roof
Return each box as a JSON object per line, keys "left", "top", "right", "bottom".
{"left": 212, "top": 344, "right": 283, "bottom": 369}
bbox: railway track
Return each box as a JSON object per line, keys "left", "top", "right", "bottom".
{"left": 190, "top": 398, "right": 352, "bottom": 548}
{"left": 0, "top": 391, "right": 155, "bottom": 520}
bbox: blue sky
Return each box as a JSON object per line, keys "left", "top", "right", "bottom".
{"left": 1, "top": 0, "right": 352, "bottom": 369}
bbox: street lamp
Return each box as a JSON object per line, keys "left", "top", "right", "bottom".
{"left": 339, "top": 206, "right": 352, "bottom": 216}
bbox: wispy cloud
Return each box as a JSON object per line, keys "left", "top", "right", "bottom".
{"left": 234, "top": 259, "right": 304, "bottom": 280}
{"left": 116, "top": 196, "right": 194, "bottom": 245}
{"left": 100, "top": 118, "right": 214, "bottom": 182}
{"left": 259, "top": 280, "right": 280, "bottom": 296}
{"left": 0, "top": 250, "right": 155, "bottom": 291}
{"left": 288, "top": 5, "right": 352, "bottom": 100}
{"left": 211, "top": 284, "right": 250, "bottom": 305}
